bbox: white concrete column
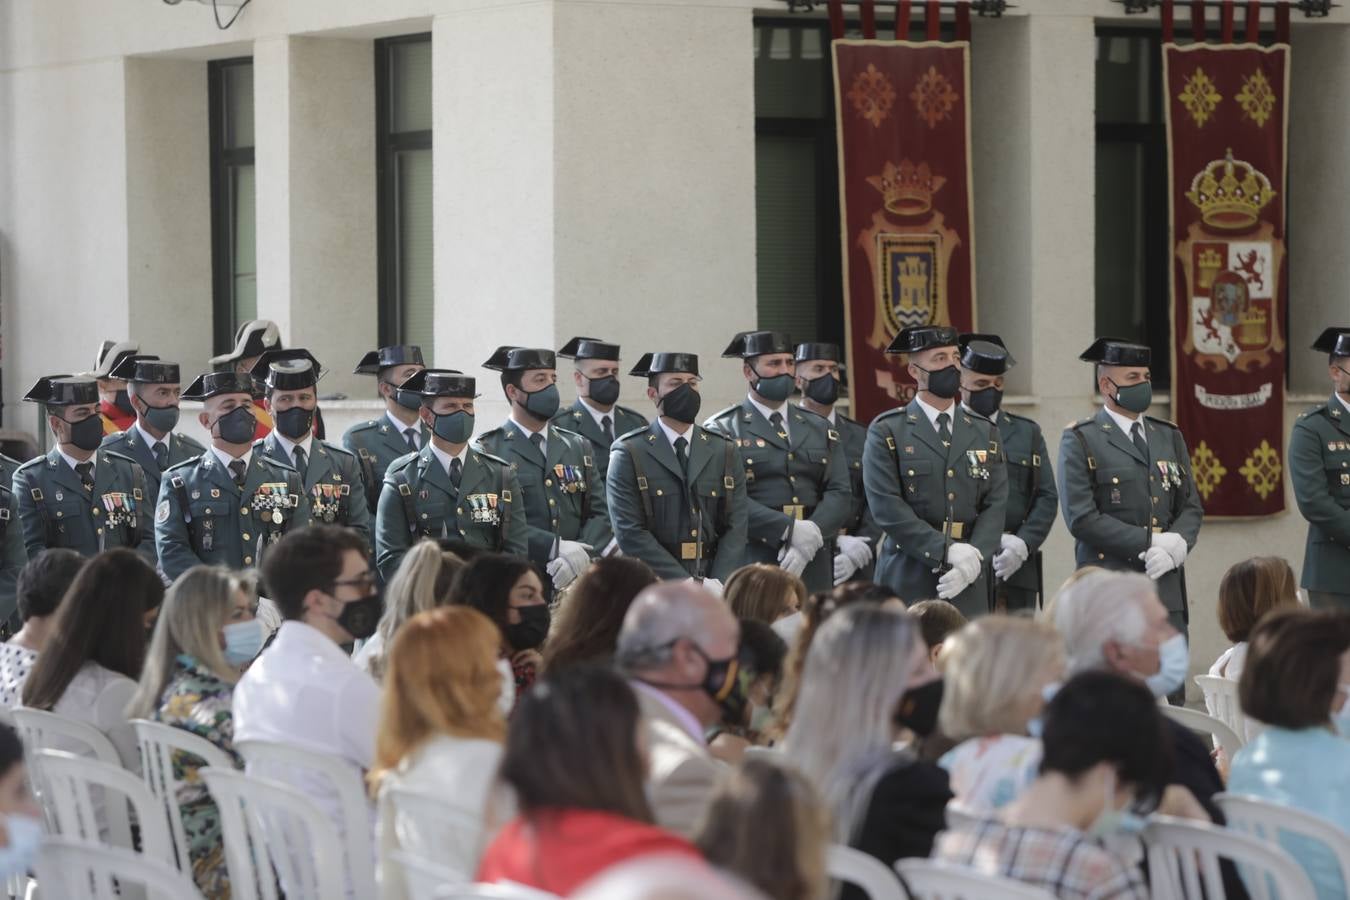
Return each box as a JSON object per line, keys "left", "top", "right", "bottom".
{"left": 254, "top": 35, "right": 377, "bottom": 399}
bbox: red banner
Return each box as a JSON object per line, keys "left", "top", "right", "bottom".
{"left": 833, "top": 40, "right": 976, "bottom": 424}
{"left": 1164, "top": 42, "right": 1289, "bottom": 517}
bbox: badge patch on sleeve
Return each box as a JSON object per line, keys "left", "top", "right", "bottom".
{"left": 155, "top": 500, "right": 171, "bottom": 525}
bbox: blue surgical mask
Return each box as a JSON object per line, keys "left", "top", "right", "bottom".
{"left": 0, "top": 814, "right": 43, "bottom": 881}
{"left": 223, "top": 619, "right": 265, "bottom": 667}
{"left": 1087, "top": 770, "right": 1124, "bottom": 839}
{"left": 1144, "top": 633, "right": 1189, "bottom": 699}
{"left": 1026, "top": 681, "right": 1062, "bottom": 738}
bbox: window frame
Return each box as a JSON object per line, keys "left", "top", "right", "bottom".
{"left": 208, "top": 57, "right": 257, "bottom": 356}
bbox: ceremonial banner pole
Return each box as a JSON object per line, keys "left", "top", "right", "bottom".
{"left": 832, "top": 2, "right": 977, "bottom": 423}
{"left": 1163, "top": 0, "right": 1290, "bottom": 517}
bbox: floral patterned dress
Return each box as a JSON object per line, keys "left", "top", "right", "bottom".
{"left": 152, "top": 655, "right": 242, "bottom": 900}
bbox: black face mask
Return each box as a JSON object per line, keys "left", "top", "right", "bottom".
{"left": 657, "top": 383, "right": 702, "bottom": 425}
{"left": 386, "top": 382, "right": 424, "bottom": 412}
{"left": 63, "top": 414, "right": 105, "bottom": 452}
{"left": 212, "top": 406, "right": 257, "bottom": 445}
{"left": 335, "top": 591, "right": 382, "bottom": 641}
{"left": 916, "top": 364, "right": 961, "bottom": 399}
{"left": 803, "top": 373, "right": 840, "bottom": 406}
{"left": 586, "top": 375, "right": 621, "bottom": 406}
{"left": 966, "top": 386, "right": 1003, "bottom": 418}
{"left": 113, "top": 390, "right": 135, "bottom": 415}
{"left": 696, "top": 644, "right": 752, "bottom": 724}
{"left": 894, "top": 678, "right": 944, "bottom": 737}
{"left": 505, "top": 604, "right": 550, "bottom": 650}
{"left": 274, "top": 405, "right": 314, "bottom": 440}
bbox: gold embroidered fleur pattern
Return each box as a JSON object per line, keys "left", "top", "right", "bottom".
{"left": 1178, "top": 68, "right": 1223, "bottom": 128}
{"left": 848, "top": 64, "right": 898, "bottom": 128}
{"left": 1239, "top": 439, "right": 1282, "bottom": 500}
{"left": 1190, "top": 441, "right": 1227, "bottom": 501}
{"left": 910, "top": 66, "right": 959, "bottom": 129}
{"left": 1235, "top": 69, "right": 1276, "bottom": 128}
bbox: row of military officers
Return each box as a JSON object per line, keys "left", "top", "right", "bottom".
{"left": 6, "top": 321, "right": 1350, "bottom": 632}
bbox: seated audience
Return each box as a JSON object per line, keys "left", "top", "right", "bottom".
{"left": 448, "top": 553, "right": 549, "bottom": 700}
{"left": 907, "top": 598, "right": 967, "bottom": 670}
{"left": 724, "top": 563, "right": 806, "bottom": 626}
{"left": 938, "top": 616, "right": 1065, "bottom": 811}
{"left": 1210, "top": 555, "right": 1298, "bottom": 682}
{"left": 477, "top": 665, "right": 703, "bottom": 894}
{"left": 354, "top": 540, "right": 462, "bottom": 680}
{"left": 21, "top": 548, "right": 160, "bottom": 770}
{"left": 126, "top": 565, "right": 256, "bottom": 899}
{"left": 709, "top": 619, "right": 787, "bottom": 761}
{"left": 0, "top": 723, "right": 41, "bottom": 882}
{"left": 1229, "top": 607, "right": 1350, "bottom": 900}
{"left": 694, "top": 758, "right": 829, "bottom": 900}
{"left": 371, "top": 606, "right": 509, "bottom": 896}
{"left": 543, "top": 557, "right": 657, "bottom": 671}
{"left": 782, "top": 602, "right": 951, "bottom": 898}
{"left": 933, "top": 670, "right": 1170, "bottom": 900}
{"left": 615, "top": 581, "right": 737, "bottom": 837}
{"left": 0, "top": 549, "right": 83, "bottom": 708}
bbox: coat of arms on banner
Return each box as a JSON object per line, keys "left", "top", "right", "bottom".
{"left": 1177, "top": 150, "right": 1285, "bottom": 372}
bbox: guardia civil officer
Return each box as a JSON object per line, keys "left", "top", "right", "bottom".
{"left": 476, "top": 346, "right": 610, "bottom": 590}
{"left": 861, "top": 326, "right": 1008, "bottom": 616}
{"left": 250, "top": 350, "right": 372, "bottom": 551}
{"left": 1057, "top": 339, "right": 1203, "bottom": 637}
{"left": 209, "top": 320, "right": 283, "bottom": 439}
{"left": 343, "top": 345, "right": 429, "bottom": 514}
{"left": 608, "top": 352, "right": 748, "bottom": 589}
{"left": 0, "top": 453, "right": 24, "bottom": 626}
{"left": 956, "top": 335, "right": 1057, "bottom": 611}
{"left": 375, "top": 369, "right": 527, "bottom": 580}
{"left": 704, "top": 331, "right": 851, "bottom": 593}
{"left": 100, "top": 355, "right": 206, "bottom": 503}
{"left": 155, "top": 372, "right": 309, "bottom": 580}
{"left": 552, "top": 336, "right": 648, "bottom": 484}
{"left": 1289, "top": 326, "right": 1350, "bottom": 610}
{"left": 794, "top": 341, "right": 880, "bottom": 584}
{"left": 15, "top": 376, "right": 153, "bottom": 563}
{"left": 88, "top": 340, "right": 139, "bottom": 434}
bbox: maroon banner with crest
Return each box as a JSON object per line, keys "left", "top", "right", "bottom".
{"left": 1165, "top": 41, "right": 1289, "bottom": 517}
{"left": 833, "top": 40, "right": 976, "bottom": 424}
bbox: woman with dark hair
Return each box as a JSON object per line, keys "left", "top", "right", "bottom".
{"left": 21, "top": 548, "right": 162, "bottom": 769}
{"left": 542, "top": 557, "right": 657, "bottom": 671}
{"left": 476, "top": 666, "right": 702, "bottom": 894}
{"left": 448, "top": 553, "right": 549, "bottom": 700}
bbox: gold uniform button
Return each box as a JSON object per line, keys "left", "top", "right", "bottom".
{"left": 1098, "top": 553, "right": 1105, "bottom": 560}
{"left": 791, "top": 496, "right": 799, "bottom": 503}
{"left": 242, "top": 533, "right": 251, "bottom": 541}
{"left": 548, "top": 499, "right": 556, "bottom": 506}
{"left": 787, "top": 453, "right": 795, "bottom": 461}
{"left": 96, "top": 527, "right": 103, "bottom": 535}
{"left": 947, "top": 469, "right": 955, "bottom": 477}
{"left": 907, "top": 469, "right": 915, "bottom": 476}
{"left": 457, "top": 508, "right": 463, "bottom": 515}
{"left": 420, "top": 513, "right": 428, "bottom": 519}
{"left": 690, "top": 530, "right": 698, "bottom": 537}
{"left": 92, "top": 508, "right": 101, "bottom": 517}
{"left": 948, "top": 492, "right": 955, "bottom": 500}
{"left": 241, "top": 507, "right": 250, "bottom": 515}
{"left": 788, "top": 475, "right": 796, "bottom": 482}
{"left": 1111, "top": 477, "right": 1120, "bottom": 484}
{"left": 545, "top": 479, "right": 553, "bottom": 487}
{"left": 55, "top": 511, "right": 63, "bottom": 518}
{"left": 1150, "top": 518, "right": 1158, "bottom": 526}
{"left": 656, "top": 489, "right": 664, "bottom": 496}
{"left": 243, "top": 556, "right": 253, "bottom": 565}
{"left": 924, "top": 552, "right": 931, "bottom": 558}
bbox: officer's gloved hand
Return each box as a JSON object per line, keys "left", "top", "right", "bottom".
{"left": 548, "top": 540, "right": 593, "bottom": 587}
{"left": 787, "top": 520, "right": 825, "bottom": 558}
{"left": 832, "top": 535, "right": 874, "bottom": 585}
{"left": 1139, "top": 545, "right": 1177, "bottom": 580}
{"left": 685, "top": 576, "right": 723, "bottom": 597}
{"left": 992, "top": 533, "right": 1029, "bottom": 581}
{"left": 778, "top": 546, "right": 809, "bottom": 577}
{"left": 937, "top": 543, "right": 983, "bottom": 600}
{"left": 1152, "top": 532, "right": 1188, "bottom": 568}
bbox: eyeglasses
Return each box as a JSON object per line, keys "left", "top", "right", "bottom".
{"left": 330, "top": 571, "right": 376, "bottom": 590}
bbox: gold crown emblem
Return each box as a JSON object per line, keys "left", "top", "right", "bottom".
{"left": 1185, "top": 148, "right": 1275, "bottom": 232}
{"left": 867, "top": 159, "right": 946, "bottom": 218}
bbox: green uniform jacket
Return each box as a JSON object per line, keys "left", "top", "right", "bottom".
{"left": 704, "top": 401, "right": 852, "bottom": 592}
{"left": 0, "top": 455, "right": 28, "bottom": 626}
{"left": 15, "top": 449, "right": 153, "bottom": 566}
{"left": 994, "top": 411, "right": 1059, "bottom": 600}
{"left": 1056, "top": 409, "right": 1203, "bottom": 616}
{"left": 1289, "top": 395, "right": 1350, "bottom": 595}
{"left": 551, "top": 400, "right": 648, "bottom": 482}
{"left": 255, "top": 434, "right": 373, "bottom": 552}
{"left": 375, "top": 446, "right": 527, "bottom": 581}
{"left": 474, "top": 421, "right": 611, "bottom": 576}
{"left": 833, "top": 411, "right": 882, "bottom": 581}
{"left": 101, "top": 427, "right": 206, "bottom": 507}
{"left": 607, "top": 421, "right": 749, "bottom": 581}
{"left": 342, "top": 415, "right": 430, "bottom": 515}
{"left": 862, "top": 401, "right": 1008, "bottom": 615}
{"left": 155, "top": 451, "right": 310, "bottom": 581}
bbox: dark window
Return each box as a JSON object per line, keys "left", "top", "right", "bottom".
{"left": 376, "top": 35, "right": 434, "bottom": 358}
{"left": 209, "top": 58, "right": 257, "bottom": 355}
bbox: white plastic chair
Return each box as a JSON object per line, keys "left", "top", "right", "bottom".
{"left": 35, "top": 838, "right": 204, "bottom": 900}
{"left": 202, "top": 766, "right": 345, "bottom": 900}
{"left": 235, "top": 739, "right": 376, "bottom": 898}
{"left": 1143, "top": 814, "right": 1316, "bottom": 900}
{"left": 32, "top": 748, "right": 174, "bottom": 865}
{"left": 391, "top": 849, "right": 459, "bottom": 900}
{"left": 943, "top": 802, "right": 982, "bottom": 832}
{"left": 131, "top": 718, "right": 237, "bottom": 872}
{"left": 11, "top": 708, "right": 122, "bottom": 765}
{"left": 383, "top": 785, "right": 488, "bottom": 881}
{"left": 1194, "top": 675, "right": 1252, "bottom": 744}
{"left": 432, "top": 885, "right": 561, "bottom": 899}
{"left": 825, "top": 844, "right": 906, "bottom": 900}
{"left": 1159, "top": 704, "right": 1244, "bottom": 762}
{"left": 896, "top": 858, "right": 1057, "bottom": 899}
{"left": 1216, "top": 793, "right": 1350, "bottom": 898}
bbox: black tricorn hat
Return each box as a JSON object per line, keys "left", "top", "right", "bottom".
{"left": 558, "top": 337, "right": 620, "bottom": 362}
{"left": 24, "top": 375, "right": 99, "bottom": 407}
{"left": 628, "top": 353, "right": 700, "bottom": 378}
{"left": 958, "top": 334, "right": 1016, "bottom": 375}
{"left": 885, "top": 325, "right": 959, "bottom": 355}
{"left": 249, "top": 349, "right": 325, "bottom": 385}
{"left": 794, "top": 342, "right": 841, "bottom": 363}
{"left": 209, "top": 320, "right": 283, "bottom": 367}
{"left": 353, "top": 345, "right": 425, "bottom": 375}
{"left": 482, "top": 346, "right": 557, "bottom": 372}
{"left": 89, "top": 340, "right": 140, "bottom": 379}
{"left": 109, "top": 354, "right": 181, "bottom": 385}
{"left": 1311, "top": 327, "right": 1350, "bottom": 357}
{"left": 399, "top": 368, "right": 477, "bottom": 399}
{"left": 722, "top": 331, "right": 793, "bottom": 359}
{"left": 1078, "top": 338, "right": 1151, "bottom": 367}
{"left": 181, "top": 372, "right": 257, "bottom": 401}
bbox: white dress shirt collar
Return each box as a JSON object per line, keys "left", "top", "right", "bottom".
{"left": 427, "top": 440, "right": 467, "bottom": 478}
{"left": 57, "top": 447, "right": 94, "bottom": 476}
{"left": 386, "top": 410, "right": 421, "bottom": 440}
{"left": 657, "top": 417, "right": 693, "bottom": 450}
{"left": 273, "top": 431, "right": 314, "bottom": 467}
{"left": 1335, "top": 392, "right": 1350, "bottom": 415}
{"left": 747, "top": 394, "right": 789, "bottom": 438}
{"left": 579, "top": 397, "right": 615, "bottom": 430}
{"left": 509, "top": 414, "right": 547, "bottom": 455}
{"left": 210, "top": 445, "right": 251, "bottom": 472}
{"left": 913, "top": 393, "right": 956, "bottom": 431}
{"left": 1103, "top": 403, "right": 1146, "bottom": 442}
{"left": 133, "top": 420, "right": 169, "bottom": 454}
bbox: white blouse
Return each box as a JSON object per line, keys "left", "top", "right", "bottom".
{"left": 50, "top": 661, "right": 140, "bottom": 771}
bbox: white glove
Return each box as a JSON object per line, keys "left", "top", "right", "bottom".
{"left": 685, "top": 577, "right": 723, "bottom": 597}
{"left": 832, "top": 535, "right": 874, "bottom": 585}
{"left": 937, "top": 543, "right": 982, "bottom": 599}
{"left": 992, "top": 533, "right": 1029, "bottom": 581}
{"left": 833, "top": 551, "right": 859, "bottom": 585}
{"left": 547, "top": 539, "right": 593, "bottom": 587}
{"left": 779, "top": 547, "right": 809, "bottom": 577}
{"left": 1152, "top": 532, "right": 1188, "bottom": 568}
{"left": 785, "top": 519, "right": 825, "bottom": 558}
{"left": 1139, "top": 545, "right": 1177, "bottom": 580}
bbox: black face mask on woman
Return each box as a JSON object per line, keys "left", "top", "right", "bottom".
{"left": 506, "top": 605, "right": 550, "bottom": 650}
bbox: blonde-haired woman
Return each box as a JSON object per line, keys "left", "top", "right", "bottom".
{"left": 937, "top": 615, "right": 1066, "bottom": 812}
{"left": 355, "top": 540, "right": 463, "bottom": 680}
{"left": 126, "top": 566, "right": 259, "bottom": 899}
{"left": 724, "top": 563, "right": 806, "bottom": 625}
{"left": 370, "top": 606, "right": 509, "bottom": 899}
